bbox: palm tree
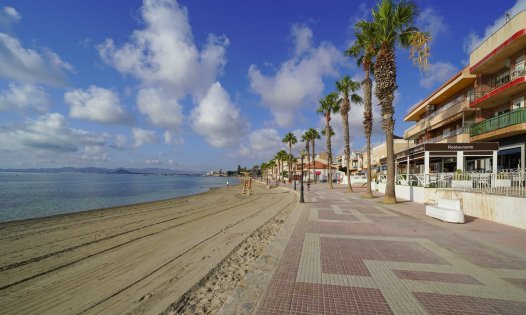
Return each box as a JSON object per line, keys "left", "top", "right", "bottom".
{"left": 260, "top": 162, "right": 268, "bottom": 184}
{"left": 301, "top": 131, "right": 311, "bottom": 183}
{"left": 317, "top": 92, "right": 340, "bottom": 189}
{"left": 282, "top": 132, "right": 298, "bottom": 183}
{"left": 321, "top": 126, "right": 336, "bottom": 188}
{"left": 336, "top": 76, "right": 363, "bottom": 192}
{"left": 307, "top": 128, "right": 320, "bottom": 183}
{"left": 268, "top": 159, "right": 277, "bottom": 184}
{"left": 370, "top": 0, "right": 430, "bottom": 203}
{"left": 346, "top": 20, "right": 378, "bottom": 198}
{"left": 275, "top": 149, "right": 288, "bottom": 183}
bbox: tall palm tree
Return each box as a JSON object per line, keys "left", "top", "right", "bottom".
{"left": 317, "top": 92, "right": 340, "bottom": 189}
{"left": 321, "top": 126, "right": 336, "bottom": 188}
{"left": 276, "top": 149, "right": 288, "bottom": 183}
{"left": 346, "top": 20, "right": 378, "bottom": 198}
{"left": 308, "top": 128, "right": 320, "bottom": 183}
{"left": 336, "top": 76, "right": 363, "bottom": 192}
{"left": 301, "top": 131, "right": 311, "bottom": 183}
{"left": 370, "top": 0, "right": 430, "bottom": 203}
{"left": 260, "top": 162, "right": 268, "bottom": 184}
{"left": 282, "top": 132, "right": 298, "bottom": 183}
{"left": 268, "top": 159, "right": 276, "bottom": 184}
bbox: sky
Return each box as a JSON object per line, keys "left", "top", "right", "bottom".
{"left": 1, "top": 0, "right": 525, "bottom": 172}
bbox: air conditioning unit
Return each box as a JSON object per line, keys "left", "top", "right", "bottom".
{"left": 505, "top": 58, "right": 511, "bottom": 68}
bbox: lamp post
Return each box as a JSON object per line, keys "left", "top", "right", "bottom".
{"left": 300, "top": 149, "right": 306, "bottom": 203}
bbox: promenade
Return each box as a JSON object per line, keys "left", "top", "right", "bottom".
{"left": 255, "top": 183, "right": 526, "bottom": 314}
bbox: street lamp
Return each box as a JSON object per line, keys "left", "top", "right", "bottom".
{"left": 300, "top": 149, "right": 306, "bottom": 203}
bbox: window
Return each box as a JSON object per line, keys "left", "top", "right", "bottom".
{"left": 512, "top": 96, "right": 524, "bottom": 110}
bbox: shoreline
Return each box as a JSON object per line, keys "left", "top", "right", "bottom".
{"left": 0, "top": 182, "right": 297, "bottom": 314}
{"left": 0, "top": 182, "right": 240, "bottom": 226}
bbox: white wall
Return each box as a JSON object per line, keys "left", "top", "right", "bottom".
{"left": 373, "top": 183, "right": 526, "bottom": 229}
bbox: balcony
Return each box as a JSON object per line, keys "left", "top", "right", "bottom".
{"left": 470, "top": 108, "right": 526, "bottom": 141}
{"left": 404, "top": 96, "right": 468, "bottom": 139}
{"left": 470, "top": 64, "right": 526, "bottom": 109}
{"left": 470, "top": 11, "right": 526, "bottom": 74}
{"left": 420, "top": 127, "right": 470, "bottom": 144}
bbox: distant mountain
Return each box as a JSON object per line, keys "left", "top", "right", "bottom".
{"left": 0, "top": 167, "right": 203, "bottom": 175}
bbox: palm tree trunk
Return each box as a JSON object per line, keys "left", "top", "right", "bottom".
{"left": 288, "top": 144, "right": 292, "bottom": 183}
{"left": 375, "top": 44, "right": 397, "bottom": 203}
{"left": 363, "top": 71, "right": 373, "bottom": 198}
{"left": 342, "top": 111, "right": 353, "bottom": 192}
{"left": 326, "top": 118, "right": 333, "bottom": 189}
{"left": 306, "top": 142, "right": 311, "bottom": 183}
{"left": 311, "top": 141, "right": 316, "bottom": 184}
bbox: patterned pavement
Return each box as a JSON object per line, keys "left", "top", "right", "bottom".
{"left": 256, "top": 184, "right": 526, "bottom": 314}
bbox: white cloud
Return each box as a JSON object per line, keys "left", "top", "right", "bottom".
{"left": 98, "top": 0, "right": 228, "bottom": 99}
{"left": 290, "top": 24, "right": 313, "bottom": 56}
{"left": 463, "top": 0, "right": 526, "bottom": 54}
{"left": 114, "top": 134, "right": 127, "bottom": 149}
{"left": 164, "top": 130, "right": 183, "bottom": 145}
{"left": 0, "top": 83, "right": 50, "bottom": 113}
{"left": 81, "top": 145, "right": 110, "bottom": 161}
{"left": 416, "top": 7, "right": 448, "bottom": 41}
{"left": 238, "top": 128, "right": 284, "bottom": 159}
{"left": 419, "top": 62, "right": 458, "bottom": 89}
{"left": 0, "top": 6, "right": 20, "bottom": 30}
{"left": 0, "top": 33, "right": 72, "bottom": 86}
{"left": 137, "top": 87, "right": 183, "bottom": 131}
{"left": 146, "top": 159, "right": 162, "bottom": 165}
{"left": 248, "top": 24, "right": 344, "bottom": 127}
{"left": 132, "top": 127, "right": 157, "bottom": 148}
{"left": 190, "top": 82, "right": 248, "bottom": 148}
{"left": 64, "top": 86, "right": 131, "bottom": 124}
{"left": 0, "top": 113, "right": 105, "bottom": 153}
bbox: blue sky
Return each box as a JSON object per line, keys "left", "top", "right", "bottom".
{"left": 1, "top": 0, "right": 525, "bottom": 172}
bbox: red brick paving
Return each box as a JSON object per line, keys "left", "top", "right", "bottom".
{"left": 393, "top": 270, "right": 483, "bottom": 284}
{"left": 318, "top": 210, "right": 358, "bottom": 221}
{"left": 256, "top": 184, "right": 526, "bottom": 314}
{"left": 414, "top": 292, "right": 526, "bottom": 314}
{"left": 320, "top": 238, "right": 449, "bottom": 276}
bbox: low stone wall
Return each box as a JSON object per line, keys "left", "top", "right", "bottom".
{"left": 373, "top": 182, "right": 526, "bottom": 229}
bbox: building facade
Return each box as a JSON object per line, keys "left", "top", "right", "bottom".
{"left": 403, "top": 10, "right": 526, "bottom": 172}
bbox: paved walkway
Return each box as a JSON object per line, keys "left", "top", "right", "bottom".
{"left": 256, "top": 183, "right": 526, "bottom": 314}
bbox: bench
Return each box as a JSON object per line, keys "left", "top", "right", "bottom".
{"left": 425, "top": 199, "right": 464, "bottom": 223}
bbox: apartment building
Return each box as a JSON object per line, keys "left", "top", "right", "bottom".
{"left": 336, "top": 151, "right": 365, "bottom": 174}
{"left": 403, "top": 10, "right": 526, "bottom": 173}
{"left": 468, "top": 10, "right": 526, "bottom": 170}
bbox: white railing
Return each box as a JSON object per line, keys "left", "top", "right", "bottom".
{"left": 404, "top": 96, "right": 466, "bottom": 135}
{"left": 420, "top": 127, "right": 470, "bottom": 144}
{"left": 395, "top": 170, "right": 526, "bottom": 197}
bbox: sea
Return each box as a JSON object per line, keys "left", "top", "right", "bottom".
{"left": 0, "top": 172, "right": 238, "bottom": 222}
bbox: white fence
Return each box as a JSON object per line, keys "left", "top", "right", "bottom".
{"left": 393, "top": 170, "right": 526, "bottom": 197}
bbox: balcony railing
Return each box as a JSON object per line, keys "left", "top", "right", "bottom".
{"left": 471, "top": 64, "right": 526, "bottom": 102}
{"left": 470, "top": 108, "right": 526, "bottom": 137}
{"left": 417, "top": 127, "right": 470, "bottom": 144}
{"left": 404, "top": 96, "right": 466, "bottom": 135}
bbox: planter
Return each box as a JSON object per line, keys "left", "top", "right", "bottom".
{"left": 451, "top": 179, "right": 472, "bottom": 188}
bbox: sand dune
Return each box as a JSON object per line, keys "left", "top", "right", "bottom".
{"left": 0, "top": 182, "right": 297, "bottom": 315}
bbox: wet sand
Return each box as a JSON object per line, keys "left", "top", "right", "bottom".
{"left": 0, "top": 182, "right": 297, "bottom": 314}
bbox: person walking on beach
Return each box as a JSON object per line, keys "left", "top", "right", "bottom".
{"left": 226, "top": 181, "right": 230, "bottom": 188}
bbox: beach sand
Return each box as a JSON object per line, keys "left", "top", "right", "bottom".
{"left": 0, "top": 182, "right": 297, "bottom": 315}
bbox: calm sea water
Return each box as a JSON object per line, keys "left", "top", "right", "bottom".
{"left": 0, "top": 172, "right": 238, "bottom": 222}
